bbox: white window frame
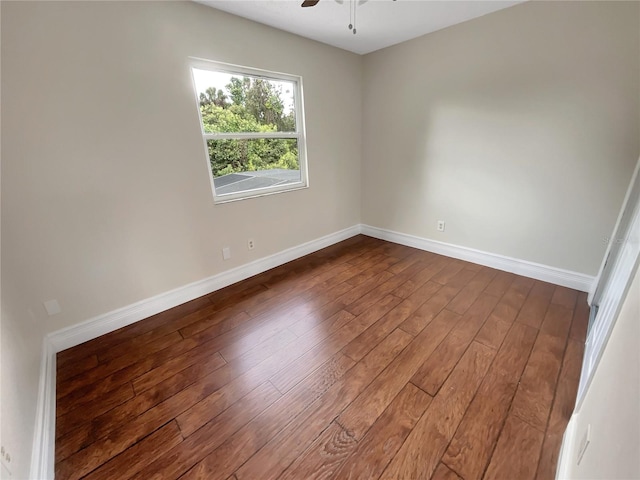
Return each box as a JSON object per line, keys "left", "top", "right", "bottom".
{"left": 189, "top": 58, "right": 309, "bottom": 204}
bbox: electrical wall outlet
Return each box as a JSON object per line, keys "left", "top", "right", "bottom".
{"left": 437, "top": 220, "right": 446, "bottom": 232}
{"left": 222, "top": 247, "right": 231, "bottom": 260}
{"left": 43, "top": 299, "right": 61, "bottom": 316}
{"left": 248, "top": 239, "right": 255, "bottom": 250}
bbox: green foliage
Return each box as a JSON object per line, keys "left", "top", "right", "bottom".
{"left": 199, "top": 87, "right": 229, "bottom": 108}
{"left": 199, "top": 76, "right": 299, "bottom": 177}
{"left": 227, "top": 77, "right": 250, "bottom": 106}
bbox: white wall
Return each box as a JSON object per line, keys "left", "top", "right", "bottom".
{"left": 1, "top": 2, "right": 362, "bottom": 478}
{"left": 564, "top": 265, "right": 640, "bottom": 479}
{"left": 361, "top": 1, "right": 639, "bottom": 276}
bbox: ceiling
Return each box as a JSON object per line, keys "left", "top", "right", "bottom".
{"left": 197, "top": 0, "right": 524, "bottom": 55}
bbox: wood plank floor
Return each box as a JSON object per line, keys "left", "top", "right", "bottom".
{"left": 55, "top": 235, "right": 588, "bottom": 480}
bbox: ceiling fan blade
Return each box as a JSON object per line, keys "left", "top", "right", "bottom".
{"left": 301, "top": 0, "right": 320, "bottom": 7}
{"left": 357, "top": 0, "right": 368, "bottom": 5}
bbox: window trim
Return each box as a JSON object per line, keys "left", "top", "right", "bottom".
{"left": 189, "top": 57, "right": 309, "bottom": 204}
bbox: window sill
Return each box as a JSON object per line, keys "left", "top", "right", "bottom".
{"left": 213, "top": 183, "right": 309, "bottom": 204}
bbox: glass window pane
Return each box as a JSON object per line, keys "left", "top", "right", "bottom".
{"left": 207, "top": 139, "right": 301, "bottom": 195}
{"left": 193, "top": 68, "right": 296, "bottom": 133}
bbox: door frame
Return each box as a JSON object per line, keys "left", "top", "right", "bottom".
{"left": 556, "top": 157, "right": 640, "bottom": 480}
{"left": 579, "top": 156, "right": 640, "bottom": 406}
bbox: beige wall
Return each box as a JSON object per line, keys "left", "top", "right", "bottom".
{"left": 0, "top": 305, "right": 42, "bottom": 479}
{"left": 1, "top": 1, "right": 362, "bottom": 334}
{"left": 1, "top": 2, "right": 362, "bottom": 478}
{"left": 361, "top": 1, "right": 639, "bottom": 275}
{"left": 2, "top": 2, "right": 639, "bottom": 478}
{"left": 565, "top": 265, "right": 640, "bottom": 479}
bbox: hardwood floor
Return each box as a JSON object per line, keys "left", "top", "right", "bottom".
{"left": 55, "top": 235, "right": 588, "bottom": 480}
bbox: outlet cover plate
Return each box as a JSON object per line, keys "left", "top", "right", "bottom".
{"left": 44, "top": 299, "right": 61, "bottom": 316}
{"left": 577, "top": 424, "right": 591, "bottom": 465}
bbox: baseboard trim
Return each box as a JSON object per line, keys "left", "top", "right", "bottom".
{"left": 29, "top": 338, "right": 56, "bottom": 480}
{"left": 360, "top": 224, "right": 595, "bottom": 292}
{"left": 48, "top": 225, "right": 360, "bottom": 353}
{"left": 44, "top": 224, "right": 595, "bottom": 353}
{"left": 30, "top": 225, "right": 359, "bottom": 480}
{"left": 32, "top": 223, "right": 594, "bottom": 479}
{"left": 556, "top": 413, "right": 578, "bottom": 479}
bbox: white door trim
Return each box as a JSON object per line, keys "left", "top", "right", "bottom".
{"left": 577, "top": 157, "right": 640, "bottom": 408}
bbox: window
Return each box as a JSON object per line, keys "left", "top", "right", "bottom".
{"left": 190, "top": 59, "right": 308, "bottom": 203}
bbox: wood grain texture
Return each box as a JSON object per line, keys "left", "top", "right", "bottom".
{"left": 131, "top": 348, "right": 227, "bottom": 395}
{"left": 411, "top": 293, "right": 499, "bottom": 395}
{"left": 551, "top": 285, "right": 578, "bottom": 310}
{"left": 232, "top": 329, "right": 412, "bottom": 480}
{"left": 475, "top": 276, "right": 533, "bottom": 350}
{"left": 57, "top": 331, "right": 186, "bottom": 400}
{"left": 341, "top": 281, "right": 440, "bottom": 362}
{"left": 55, "top": 350, "right": 230, "bottom": 462}
{"left": 446, "top": 268, "right": 498, "bottom": 315}
{"left": 392, "top": 256, "right": 447, "bottom": 298}
{"left": 431, "top": 260, "right": 466, "bottom": 285}
{"left": 56, "top": 354, "right": 99, "bottom": 383}
{"left": 268, "top": 298, "right": 400, "bottom": 394}
{"left": 333, "top": 383, "right": 431, "bottom": 479}
{"left": 546, "top": 338, "right": 584, "bottom": 434}
{"left": 535, "top": 432, "right": 563, "bottom": 480}
{"left": 516, "top": 280, "right": 555, "bottom": 328}
{"left": 540, "top": 303, "right": 574, "bottom": 340}
{"left": 55, "top": 382, "right": 135, "bottom": 438}
{"left": 55, "top": 295, "right": 214, "bottom": 370}
{"left": 569, "top": 292, "right": 590, "bottom": 342}
{"left": 337, "top": 310, "right": 457, "bottom": 440}
{"left": 140, "top": 344, "right": 352, "bottom": 480}
{"left": 441, "top": 322, "right": 538, "bottom": 480}
{"left": 129, "top": 382, "right": 283, "bottom": 480}
{"left": 484, "top": 414, "right": 545, "bottom": 480}
{"left": 278, "top": 422, "right": 357, "bottom": 480}
{"left": 511, "top": 332, "right": 566, "bottom": 431}
{"left": 433, "top": 463, "right": 464, "bottom": 480}
{"left": 380, "top": 341, "right": 495, "bottom": 480}
{"left": 398, "top": 284, "right": 461, "bottom": 336}
{"left": 82, "top": 421, "right": 183, "bottom": 480}
{"left": 483, "top": 270, "right": 516, "bottom": 298}
{"left": 54, "top": 236, "right": 586, "bottom": 480}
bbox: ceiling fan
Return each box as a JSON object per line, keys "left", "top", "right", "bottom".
{"left": 302, "top": 0, "right": 370, "bottom": 7}
{"left": 301, "top": 0, "right": 382, "bottom": 34}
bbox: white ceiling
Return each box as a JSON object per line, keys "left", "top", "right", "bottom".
{"left": 197, "top": 0, "right": 524, "bottom": 55}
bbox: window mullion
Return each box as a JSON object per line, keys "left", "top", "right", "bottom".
{"left": 202, "top": 132, "right": 299, "bottom": 140}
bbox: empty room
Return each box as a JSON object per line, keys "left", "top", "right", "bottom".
{"left": 1, "top": 1, "right": 639, "bottom": 479}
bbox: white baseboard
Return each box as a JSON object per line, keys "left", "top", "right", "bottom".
{"left": 48, "top": 225, "right": 360, "bottom": 353}
{"left": 44, "top": 223, "right": 595, "bottom": 354}
{"left": 32, "top": 223, "right": 594, "bottom": 480}
{"left": 360, "top": 224, "right": 595, "bottom": 292}
{"left": 29, "top": 338, "right": 56, "bottom": 480}
{"left": 31, "top": 225, "right": 359, "bottom": 480}
{"left": 556, "top": 413, "right": 578, "bottom": 479}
